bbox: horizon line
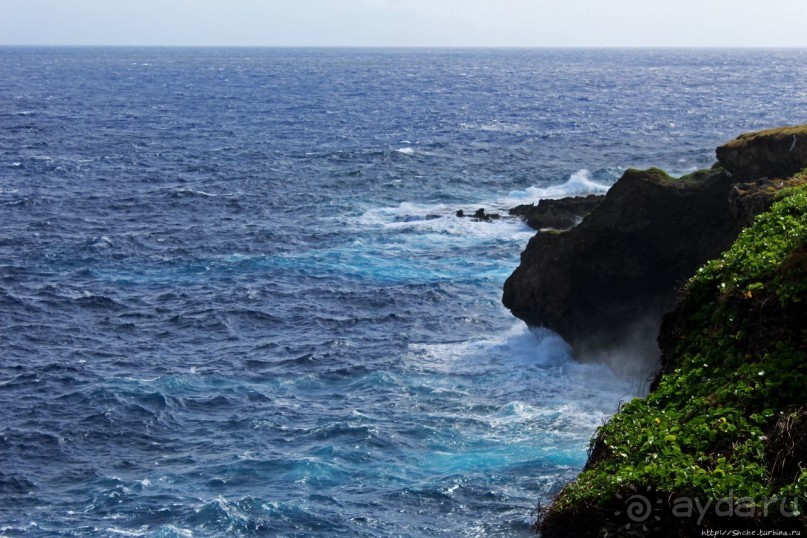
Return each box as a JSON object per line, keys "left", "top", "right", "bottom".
{"left": 2, "top": 44, "right": 807, "bottom": 50}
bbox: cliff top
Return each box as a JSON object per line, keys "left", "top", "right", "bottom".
{"left": 721, "top": 124, "right": 807, "bottom": 149}
{"left": 717, "top": 124, "right": 807, "bottom": 181}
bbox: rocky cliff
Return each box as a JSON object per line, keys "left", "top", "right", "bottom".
{"left": 503, "top": 167, "right": 738, "bottom": 375}
{"left": 528, "top": 125, "right": 807, "bottom": 536}
{"left": 716, "top": 125, "right": 807, "bottom": 181}
{"left": 503, "top": 125, "right": 807, "bottom": 377}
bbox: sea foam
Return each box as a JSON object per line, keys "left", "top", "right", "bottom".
{"left": 504, "top": 169, "right": 611, "bottom": 203}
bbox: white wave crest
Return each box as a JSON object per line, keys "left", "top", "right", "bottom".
{"left": 505, "top": 169, "right": 611, "bottom": 204}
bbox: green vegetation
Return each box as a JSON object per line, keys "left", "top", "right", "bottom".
{"left": 542, "top": 179, "right": 807, "bottom": 530}
{"left": 625, "top": 165, "right": 724, "bottom": 185}
{"left": 677, "top": 166, "right": 724, "bottom": 183}
{"left": 622, "top": 167, "right": 675, "bottom": 183}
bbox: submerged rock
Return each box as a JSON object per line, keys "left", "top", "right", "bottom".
{"left": 455, "top": 207, "right": 500, "bottom": 222}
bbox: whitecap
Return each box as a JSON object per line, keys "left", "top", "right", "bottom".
{"left": 459, "top": 121, "right": 527, "bottom": 133}
{"left": 355, "top": 170, "right": 612, "bottom": 244}
{"left": 357, "top": 201, "right": 448, "bottom": 227}
{"left": 91, "top": 235, "right": 113, "bottom": 248}
{"left": 406, "top": 322, "right": 635, "bottom": 412}
{"left": 402, "top": 323, "right": 637, "bottom": 472}
{"left": 172, "top": 188, "right": 217, "bottom": 197}
{"left": 155, "top": 525, "right": 194, "bottom": 538}
{"left": 104, "top": 526, "right": 148, "bottom": 536}
{"left": 157, "top": 525, "right": 193, "bottom": 538}
{"left": 504, "top": 169, "right": 611, "bottom": 204}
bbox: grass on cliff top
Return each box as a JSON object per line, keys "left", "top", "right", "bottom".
{"left": 546, "top": 180, "right": 807, "bottom": 525}
{"left": 723, "top": 124, "right": 807, "bottom": 148}
{"left": 622, "top": 166, "right": 720, "bottom": 185}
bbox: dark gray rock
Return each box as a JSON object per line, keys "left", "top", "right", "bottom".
{"left": 502, "top": 167, "right": 738, "bottom": 370}
{"left": 509, "top": 194, "right": 604, "bottom": 230}
{"left": 716, "top": 125, "right": 807, "bottom": 181}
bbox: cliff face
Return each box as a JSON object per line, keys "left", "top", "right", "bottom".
{"left": 503, "top": 125, "right": 807, "bottom": 373}
{"left": 531, "top": 127, "right": 807, "bottom": 536}
{"left": 503, "top": 167, "right": 737, "bottom": 371}
{"left": 716, "top": 125, "right": 807, "bottom": 181}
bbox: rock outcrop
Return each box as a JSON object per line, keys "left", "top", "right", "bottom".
{"left": 503, "top": 125, "right": 807, "bottom": 374}
{"left": 716, "top": 125, "right": 807, "bottom": 181}
{"left": 729, "top": 175, "right": 807, "bottom": 228}
{"left": 509, "top": 194, "right": 604, "bottom": 231}
{"left": 455, "top": 207, "right": 501, "bottom": 222}
{"left": 503, "top": 167, "right": 738, "bottom": 374}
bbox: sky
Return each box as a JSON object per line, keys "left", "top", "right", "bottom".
{"left": 1, "top": 0, "right": 806, "bottom": 48}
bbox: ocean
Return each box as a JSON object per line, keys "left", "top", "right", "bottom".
{"left": 1, "top": 47, "right": 806, "bottom": 537}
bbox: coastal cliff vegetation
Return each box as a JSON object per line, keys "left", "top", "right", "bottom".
{"left": 523, "top": 126, "right": 807, "bottom": 536}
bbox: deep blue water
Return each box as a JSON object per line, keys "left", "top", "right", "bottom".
{"left": 1, "top": 47, "right": 806, "bottom": 537}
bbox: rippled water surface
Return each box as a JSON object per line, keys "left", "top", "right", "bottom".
{"left": 1, "top": 48, "right": 806, "bottom": 536}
